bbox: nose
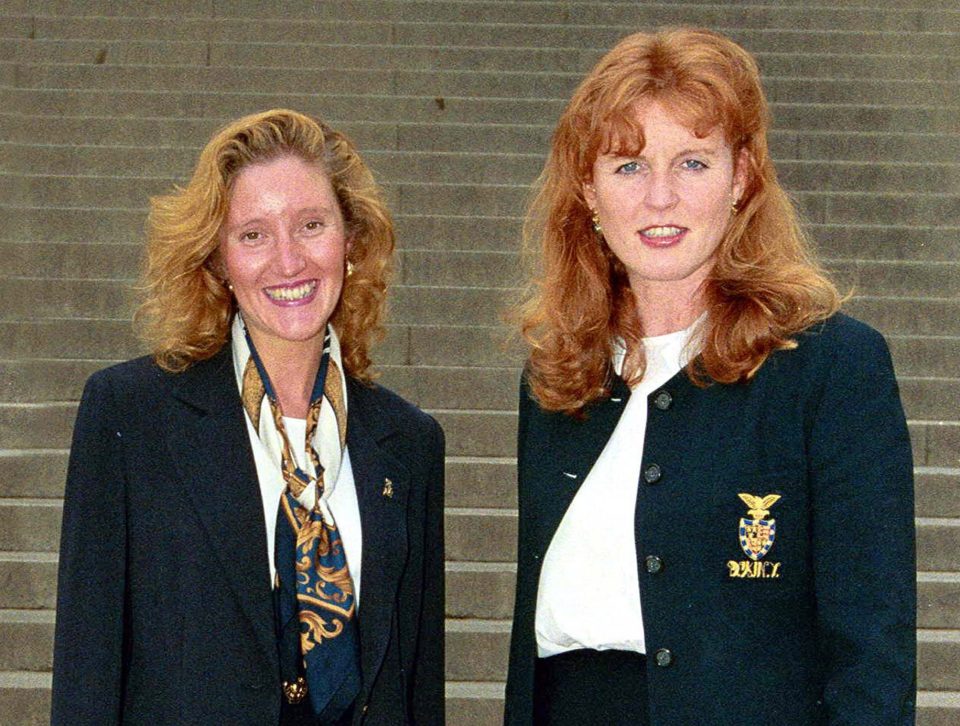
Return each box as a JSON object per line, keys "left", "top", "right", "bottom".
{"left": 643, "top": 169, "right": 679, "bottom": 210}
{"left": 275, "top": 232, "right": 306, "bottom": 276}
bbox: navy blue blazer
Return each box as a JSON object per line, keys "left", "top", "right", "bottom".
{"left": 505, "top": 313, "right": 916, "bottom": 724}
{"left": 51, "top": 345, "right": 445, "bottom": 725}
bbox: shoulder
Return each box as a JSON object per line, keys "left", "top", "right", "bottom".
{"left": 80, "top": 355, "right": 169, "bottom": 406}
{"left": 790, "top": 312, "right": 895, "bottom": 376}
{"left": 347, "top": 378, "right": 444, "bottom": 443}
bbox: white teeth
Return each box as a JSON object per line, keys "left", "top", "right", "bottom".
{"left": 642, "top": 226, "right": 684, "bottom": 238}
{"left": 265, "top": 281, "right": 316, "bottom": 301}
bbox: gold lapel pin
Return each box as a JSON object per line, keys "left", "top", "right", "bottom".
{"left": 382, "top": 477, "right": 394, "bottom": 498}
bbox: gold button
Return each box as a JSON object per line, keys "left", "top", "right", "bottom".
{"left": 282, "top": 676, "right": 308, "bottom": 704}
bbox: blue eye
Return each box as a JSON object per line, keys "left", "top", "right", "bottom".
{"left": 616, "top": 161, "right": 640, "bottom": 174}
{"left": 681, "top": 159, "right": 707, "bottom": 170}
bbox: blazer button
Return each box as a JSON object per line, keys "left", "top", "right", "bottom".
{"left": 643, "top": 464, "right": 662, "bottom": 484}
{"left": 644, "top": 555, "right": 663, "bottom": 574}
{"left": 654, "top": 648, "right": 673, "bottom": 667}
{"left": 653, "top": 390, "right": 673, "bottom": 410}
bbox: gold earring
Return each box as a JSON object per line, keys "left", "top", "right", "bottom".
{"left": 731, "top": 198, "right": 740, "bottom": 214}
{"left": 591, "top": 212, "right": 603, "bottom": 238}
{"left": 225, "top": 280, "right": 234, "bottom": 291}
{"left": 346, "top": 260, "right": 355, "bottom": 277}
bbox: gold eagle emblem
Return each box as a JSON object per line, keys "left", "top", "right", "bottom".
{"left": 738, "top": 493, "right": 781, "bottom": 520}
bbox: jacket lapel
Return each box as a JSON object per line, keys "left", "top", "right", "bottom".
{"left": 161, "top": 348, "right": 278, "bottom": 672}
{"left": 345, "top": 380, "right": 410, "bottom": 698}
{"left": 529, "top": 375, "right": 631, "bottom": 556}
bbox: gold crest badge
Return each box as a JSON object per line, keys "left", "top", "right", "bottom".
{"left": 727, "top": 493, "right": 782, "bottom": 579}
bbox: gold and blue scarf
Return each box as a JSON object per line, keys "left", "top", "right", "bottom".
{"left": 239, "top": 319, "right": 360, "bottom": 720}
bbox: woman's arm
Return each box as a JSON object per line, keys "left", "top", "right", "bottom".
{"left": 807, "top": 322, "right": 916, "bottom": 722}
{"left": 410, "top": 418, "right": 446, "bottom": 725}
{"left": 51, "top": 372, "right": 127, "bottom": 725}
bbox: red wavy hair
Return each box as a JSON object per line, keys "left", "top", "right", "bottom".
{"left": 136, "top": 109, "right": 394, "bottom": 381}
{"left": 517, "top": 28, "right": 840, "bottom": 414}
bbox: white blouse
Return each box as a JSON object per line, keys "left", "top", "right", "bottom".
{"left": 535, "top": 322, "right": 698, "bottom": 657}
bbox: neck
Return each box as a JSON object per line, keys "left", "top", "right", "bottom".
{"left": 249, "top": 333, "right": 324, "bottom": 419}
{"left": 630, "top": 280, "right": 705, "bottom": 337}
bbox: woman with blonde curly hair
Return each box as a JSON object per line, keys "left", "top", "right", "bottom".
{"left": 506, "top": 29, "right": 915, "bottom": 724}
{"left": 52, "top": 109, "right": 444, "bottom": 726}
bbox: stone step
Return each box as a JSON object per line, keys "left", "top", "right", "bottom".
{"left": 919, "top": 573, "right": 960, "bottom": 628}
{"left": 445, "top": 682, "right": 503, "bottom": 726}
{"left": 917, "top": 467, "right": 960, "bottom": 519}
{"left": 4, "top": 38, "right": 959, "bottom": 81}
{"left": 0, "top": 553, "right": 57, "bottom": 610}
{"left": 0, "top": 671, "right": 50, "bottom": 726}
{"left": 394, "top": 23, "right": 960, "bottom": 56}
{"left": 3, "top": 0, "right": 959, "bottom": 31}
{"left": 5, "top": 144, "right": 960, "bottom": 194}
{"left": 8, "top": 61, "right": 960, "bottom": 107}
{"left": 919, "top": 691, "right": 960, "bottom": 726}
{"left": 0, "top": 450, "right": 68, "bottom": 499}
{"left": 5, "top": 9, "right": 959, "bottom": 51}
{"left": 0, "top": 610, "right": 54, "bottom": 672}
{"left": 6, "top": 79, "right": 960, "bottom": 132}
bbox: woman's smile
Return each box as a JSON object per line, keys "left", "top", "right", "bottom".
{"left": 263, "top": 278, "right": 319, "bottom": 304}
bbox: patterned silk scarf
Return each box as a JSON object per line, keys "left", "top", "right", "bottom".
{"left": 239, "top": 321, "right": 360, "bottom": 720}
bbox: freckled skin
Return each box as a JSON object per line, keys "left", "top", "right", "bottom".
{"left": 584, "top": 102, "right": 748, "bottom": 315}
{"left": 220, "top": 155, "right": 349, "bottom": 365}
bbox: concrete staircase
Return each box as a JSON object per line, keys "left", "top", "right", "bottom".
{"left": 1, "top": 1, "right": 958, "bottom": 723}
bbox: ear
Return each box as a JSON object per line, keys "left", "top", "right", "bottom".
{"left": 582, "top": 181, "right": 597, "bottom": 212}
{"left": 732, "top": 147, "right": 752, "bottom": 203}
{"left": 207, "top": 246, "right": 227, "bottom": 280}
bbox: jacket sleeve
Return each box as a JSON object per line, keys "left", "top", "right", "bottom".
{"left": 51, "top": 372, "right": 127, "bottom": 725}
{"left": 807, "top": 324, "right": 916, "bottom": 723}
{"left": 410, "top": 418, "right": 446, "bottom": 725}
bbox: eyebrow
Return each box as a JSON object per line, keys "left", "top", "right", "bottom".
{"left": 226, "top": 206, "right": 338, "bottom": 229}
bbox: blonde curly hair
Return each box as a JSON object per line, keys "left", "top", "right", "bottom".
{"left": 136, "top": 108, "right": 394, "bottom": 381}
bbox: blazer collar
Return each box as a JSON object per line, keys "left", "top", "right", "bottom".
{"left": 162, "top": 347, "right": 278, "bottom": 674}
{"left": 529, "top": 374, "right": 632, "bottom": 556}
{"left": 344, "top": 378, "right": 411, "bottom": 699}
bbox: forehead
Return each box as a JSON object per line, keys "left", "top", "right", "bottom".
{"left": 600, "top": 100, "right": 729, "bottom": 157}
{"left": 228, "top": 155, "right": 335, "bottom": 207}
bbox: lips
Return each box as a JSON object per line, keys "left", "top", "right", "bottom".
{"left": 639, "top": 225, "right": 687, "bottom": 247}
{"left": 263, "top": 279, "right": 317, "bottom": 304}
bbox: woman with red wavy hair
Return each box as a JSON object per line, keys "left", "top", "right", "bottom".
{"left": 506, "top": 29, "right": 915, "bottom": 724}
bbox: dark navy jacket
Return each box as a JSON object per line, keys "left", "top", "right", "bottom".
{"left": 505, "top": 314, "right": 916, "bottom": 724}
{"left": 51, "top": 346, "right": 445, "bottom": 725}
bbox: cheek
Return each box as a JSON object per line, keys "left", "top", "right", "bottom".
{"left": 222, "top": 245, "right": 263, "bottom": 287}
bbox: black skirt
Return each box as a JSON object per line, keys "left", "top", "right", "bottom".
{"left": 533, "top": 649, "right": 650, "bottom": 725}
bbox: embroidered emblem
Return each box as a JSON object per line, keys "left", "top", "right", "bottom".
{"left": 382, "top": 478, "right": 394, "bottom": 498}
{"left": 727, "top": 493, "right": 782, "bottom": 579}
